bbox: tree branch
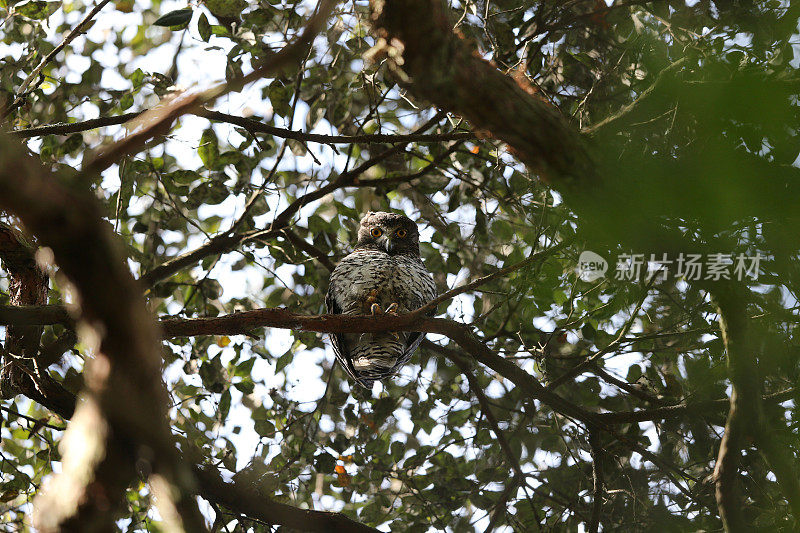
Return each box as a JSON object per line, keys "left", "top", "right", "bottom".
{"left": 9, "top": 108, "right": 471, "bottom": 144}
{"left": 448, "top": 350, "right": 539, "bottom": 531}
{"left": 546, "top": 274, "right": 656, "bottom": 390}
{"left": 0, "top": 304, "right": 72, "bottom": 327}
{"left": 412, "top": 239, "right": 568, "bottom": 317}
{"left": 193, "top": 464, "right": 380, "bottom": 533}
{"left": 592, "top": 388, "right": 793, "bottom": 424}
{"left": 6, "top": 300, "right": 796, "bottom": 428}
{"left": 582, "top": 57, "right": 688, "bottom": 136}
{"left": 714, "top": 285, "right": 800, "bottom": 530}
{"left": 587, "top": 430, "right": 603, "bottom": 533}
{"left": 8, "top": 112, "right": 141, "bottom": 138}
{"left": 0, "top": 224, "right": 49, "bottom": 355}
{"left": 0, "top": 352, "right": 380, "bottom": 531}
{"left": 0, "top": 223, "right": 52, "bottom": 406}
{"left": 368, "top": 0, "right": 597, "bottom": 186}
{"left": 712, "top": 289, "right": 756, "bottom": 532}
{"left": 280, "top": 228, "right": 336, "bottom": 272}
{"left": 0, "top": 131, "right": 208, "bottom": 531}
{"left": 161, "top": 308, "right": 597, "bottom": 425}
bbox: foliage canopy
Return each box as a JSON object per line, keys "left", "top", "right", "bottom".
{"left": 1, "top": 0, "right": 800, "bottom": 531}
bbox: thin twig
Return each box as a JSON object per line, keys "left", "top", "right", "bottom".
{"left": 582, "top": 57, "right": 688, "bottom": 136}
{"left": 410, "top": 239, "right": 569, "bottom": 318}
{"left": 0, "top": 405, "right": 65, "bottom": 431}
{"left": 546, "top": 274, "right": 657, "bottom": 390}
{"left": 280, "top": 228, "right": 336, "bottom": 272}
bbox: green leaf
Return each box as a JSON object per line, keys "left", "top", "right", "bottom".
{"left": 165, "top": 169, "right": 202, "bottom": 185}
{"left": 185, "top": 181, "right": 229, "bottom": 208}
{"left": 200, "top": 278, "right": 223, "bottom": 299}
{"left": 119, "top": 92, "right": 134, "bottom": 111}
{"left": 198, "top": 12, "right": 212, "bottom": 42}
{"left": 274, "top": 350, "right": 292, "bottom": 374}
{"left": 234, "top": 378, "right": 254, "bottom": 394}
{"left": 314, "top": 452, "right": 336, "bottom": 472}
{"left": 198, "top": 128, "right": 220, "bottom": 170}
{"left": 218, "top": 389, "right": 231, "bottom": 421}
{"left": 232, "top": 357, "right": 254, "bottom": 377}
{"left": 153, "top": 8, "right": 193, "bottom": 27}
{"left": 626, "top": 364, "right": 643, "bottom": 382}
{"left": 15, "top": 0, "right": 59, "bottom": 19}
{"left": 130, "top": 68, "right": 146, "bottom": 89}
{"left": 218, "top": 150, "right": 244, "bottom": 166}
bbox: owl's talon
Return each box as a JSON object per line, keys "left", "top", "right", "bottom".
{"left": 370, "top": 303, "right": 383, "bottom": 315}
{"left": 385, "top": 302, "right": 399, "bottom": 315}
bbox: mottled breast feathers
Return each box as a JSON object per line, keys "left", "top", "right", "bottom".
{"left": 325, "top": 211, "right": 437, "bottom": 388}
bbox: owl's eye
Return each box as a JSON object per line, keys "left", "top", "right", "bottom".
{"left": 370, "top": 228, "right": 383, "bottom": 238}
{"left": 395, "top": 229, "right": 408, "bottom": 238}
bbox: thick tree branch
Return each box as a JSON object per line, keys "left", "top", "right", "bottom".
{"left": 8, "top": 112, "right": 141, "bottom": 137}
{"left": 0, "top": 343, "right": 77, "bottom": 420}
{"left": 0, "top": 133, "right": 208, "bottom": 531}
{"left": 0, "top": 223, "right": 54, "bottom": 409}
{"left": 712, "top": 289, "right": 757, "bottom": 532}
{"left": 7, "top": 301, "right": 796, "bottom": 428}
{"left": 713, "top": 286, "right": 800, "bottom": 530}
{"left": 713, "top": 387, "right": 747, "bottom": 532}
{"left": 368, "top": 0, "right": 597, "bottom": 186}
{"left": 0, "top": 224, "right": 48, "bottom": 357}
{"left": 161, "top": 306, "right": 800, "bottom": 429}
{"left": 161, "top": 308, "right": 597, "bottom": 424}
{"left": 0, "top": 304, "right": 72, "bottom": 326}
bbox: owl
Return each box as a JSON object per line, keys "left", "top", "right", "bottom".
{"left": 326, "top": 211, "right": 437, "bottom": 388}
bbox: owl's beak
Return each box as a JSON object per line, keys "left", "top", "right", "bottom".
{"left": 384, "top": 238, "right": 396, "bottom": 254}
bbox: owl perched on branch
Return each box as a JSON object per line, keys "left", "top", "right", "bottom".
{"left": 326, "top": 211, "right": 437, "bottom": 388}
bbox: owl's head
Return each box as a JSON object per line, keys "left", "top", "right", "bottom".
{"left": 355, "top": 211, "right": 421, "bottom": 256}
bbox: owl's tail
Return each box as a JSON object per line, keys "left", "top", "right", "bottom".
{"left": 350, "top": 334, "right": 406, "bottom": 383}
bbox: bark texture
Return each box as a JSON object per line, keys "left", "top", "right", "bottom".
{"left": 0, "top": 224, "right": 75, "bottom": 417}
{"left": 368, "top": 0, "right": 597, "bottom": 187}
{"left": 0, "top": 132, "right": 207, "bottom": 532}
